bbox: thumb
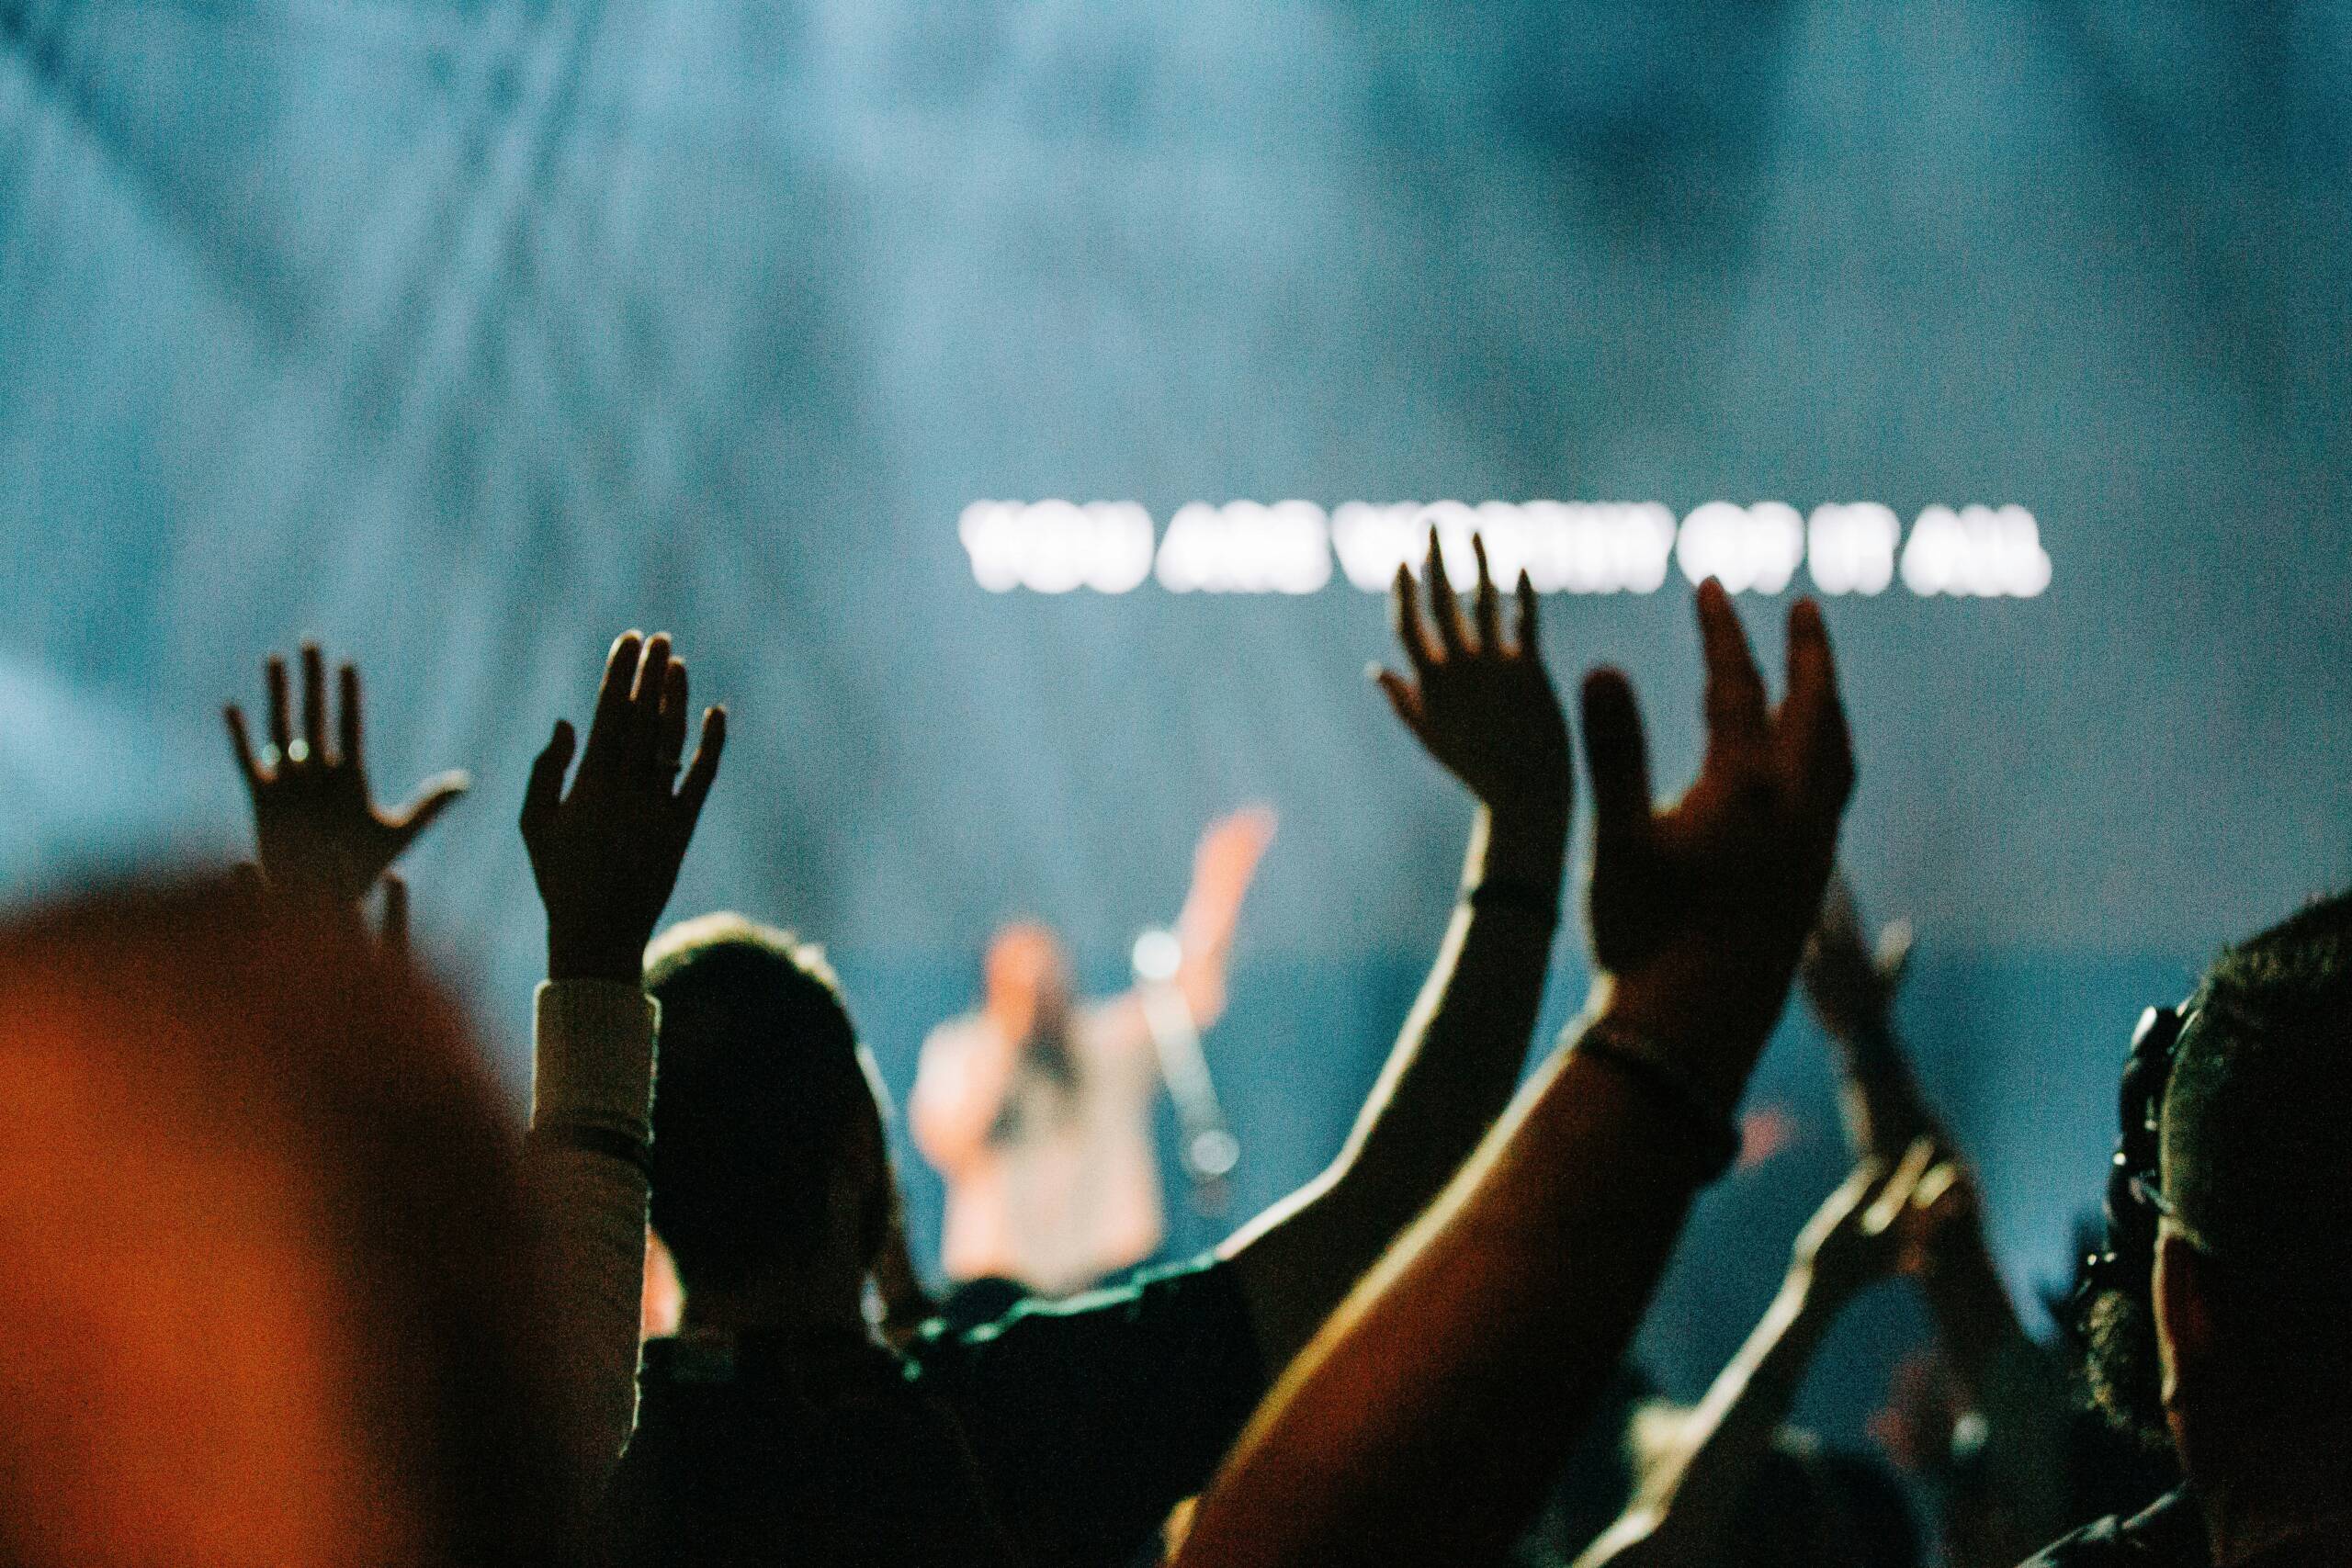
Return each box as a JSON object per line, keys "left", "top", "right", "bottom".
{"left": 519, "top": 720, "right": 576, "bottom": 844}
{"left": 1371, "top": 666, "right": 1426, "bottom": 739}
{"left": 389, "top": 770, "right": 471, "bottom": 849}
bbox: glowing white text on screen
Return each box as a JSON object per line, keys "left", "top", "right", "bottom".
{"left": 957, "top": 500, "right": 2051, "bottom": 599}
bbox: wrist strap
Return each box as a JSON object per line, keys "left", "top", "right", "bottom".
{"left": 1574, "top": 1022, "right": 1741, "bottom": 1181}
{"left": 1463, "top": 877, "right": 1561, "bottom": 926}
{"left": 529, "top": 1120, "right": 653, "bottom": 1184}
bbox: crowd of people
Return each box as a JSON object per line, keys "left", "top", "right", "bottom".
{"left": 1, "top": 533, "right": 2346, "bottom": 1568}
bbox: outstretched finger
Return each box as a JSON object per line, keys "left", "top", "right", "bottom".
{"left": 1864, "top": 1136, "right": 1940, "bottom": 1234}
{"left": 266, "top": 655, "right": 293, "bottom": 756}
{"left": 1372, "top": 666, "right": 1426, "bottom": 739}
{"left": 300, "top": 644, "right": 327, "bottom": 762}
{"left": 657, "top": 657, "right": 691, "bottom": 772}
{"left": 1470, "top": 536, "right": 1501, "bottom": 654}
{"left": 1580, "top": 667, "right": 1656, "bottom": 851}
{"left": 388, "top": 770, "right": 470, "bottom": 851}
{"left": 1392, "top": 564, "right": 1437, "bottom": 676}
{"left": 1912, "top": 1158, "right": 1962, "bottom": 1216}
{"left": 675, "top": 705, "right": 728, "bottom": 830}
{"left": 1695, "top": 581, "right": 1769, "bottom": 768}
{"left": 1514, "top": 570, "right": 1539, "bottom": 658}
{"left": 224, "top": 705, "right": 265, "bottom": 789}
{"left": 1778, "top": 598, "right": 1854, "bottom": 814}
{"left": 520, "top": 719, "right": 576, "bottom": 840}
{"left": 1425, "top": 528, "right": 1470, "bottom": 658}
{"left": 338, "top": 663, "right": 365, "bottom": 773}
{"left": 582, "top": 633, "right": 644, "bottom": 769}
{"left": 631, "top": 634, "right": 674, "bottom": 760}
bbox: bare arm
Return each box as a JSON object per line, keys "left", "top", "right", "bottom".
{"left": 1218, "top": 533, "right": 1573, "bottom": 1368}
{"left": 1578, "top": 1146, "right": 1937, "bottom": 1568}
{"left": 1905, "top": 1165, "right": 2075, "bottom": 1568}
{"left": 909, "top": 1022, "right": 1023, "bottom": 1175}
{"left": 1171, "top": 807, "right": 1280, "bottom": 1026}
{"left": 1800, "top": 876, "right": 1939, "bottom": 1162}
{"left": 1801, "top": 883, "right": 2072, "bottom": 1565}
{"left": 1174, "top": 581, "right": 1857, "bottom": 1568}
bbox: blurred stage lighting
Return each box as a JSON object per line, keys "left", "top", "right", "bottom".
{"left": 960, "top": 499, "right": 2050, "bottom": 599}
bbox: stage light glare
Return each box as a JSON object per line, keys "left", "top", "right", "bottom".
{"left": 1806, "top": 502, "right": 1899, "bottom": 595}
{"left": 1155, "top": 501, "right": 1333, "bottom": 592}
{"left": 1677, "top": 502, "right": 1804, "bottom": 594}
{"left": 1900, "top": 504, "right": 2050, "bottom": 598}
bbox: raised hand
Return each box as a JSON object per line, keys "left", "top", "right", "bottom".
{"left": 1376, "top": 530, "right": 1571, "bottom": 820}
{"left": 225, "top": 646, "right": 469, "bottom": 903}
{"left": 520, "top": 631, "right": 726, "bottom": 983}
{"left": 1792, "top": 1137, "right": 1940, "bottom": 1305}
{"left": 1191, "top": 807, "right": 1279, "bottom": 915}
{"left": 1801, "top": 874, "right": 1914, "bottom": 1043}
{"left": 1581, "top": 581, "right": 1855, "bottom": 1081}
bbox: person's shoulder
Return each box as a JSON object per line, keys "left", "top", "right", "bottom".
{"left": 909, "top": 1254, "right": 1250, "bottom": 1378}
{"left": 2016, "top": 1488, "right": 2201, "bottom": 1567}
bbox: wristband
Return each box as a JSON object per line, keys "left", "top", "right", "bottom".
{"left": 530, "top": 1120, "right": 653, "bottom": 1184}
{"left": 1464, "top": 877, "right": 1561, "bottom": 926}
{"left": 1573, "top": 1022, "right": 1741, "bottom": 1181}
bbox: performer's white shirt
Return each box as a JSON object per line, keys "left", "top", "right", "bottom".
{"left": 914, "top": 997, "right": 1163, "bottom": 1296}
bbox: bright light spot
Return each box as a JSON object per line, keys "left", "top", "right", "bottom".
{"left": 1156, "top": 501, "right": 1331, "bottom": 593}
{"left": 1807, "top": 502, "right": 1899, "bottom": 595}
{"left": 1677, "top": 502, "right": 1805, "bottom": 593}
{"left": 958, "top": 500, "right": 1153, "bottom": 593}
{"left": 1132, "top": 927, "right": 1182, "bottom": 982}
{"left": 1899, "top": 504, "right": 2052, "bottom": 598}
{"left": 963, "top": 500, "right": 2052, "bottom": 600}
{"left": 1329, "top": 501, "right": 1676, "bottom": 593}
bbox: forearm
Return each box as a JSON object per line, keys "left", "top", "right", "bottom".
{"left": 1826, "top": 1022, "right": 1942, "bottom": 1163}
{"left": 1220, "top": 801, "right": 1566, "bottom": 1364}
{"left": 524, "top": 979, "right": 657, "bottom": 1487}
{"left": 1591, "top": 1272, "right": 1840, "bottom": 1564}
{"left": 1180, "top": 1025, "right": 1714, "bottom": 1568}
{"left": 1919, "top": 1230, "right": 2073, "bottom": 1557}
{"left": 910, "top": 1032, "right": 1021, "bottom": 1170}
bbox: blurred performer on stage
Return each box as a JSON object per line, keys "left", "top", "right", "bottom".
{"left": 910, "top": 807, "right": 1276, "bottom": 1298}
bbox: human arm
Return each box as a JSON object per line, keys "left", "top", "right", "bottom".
{"left": 1803, "top": 884, "right": 2072, "bottom": 1563}
{"left": 1577, "top": 1144, "right": 1939, "bottom": 1568}
{"left": 518, "top": 630, "right": 726, "bottom": 1482}
{"left": 909, "top": 1019, "right": 1026, "bottom": 1177}
{"left": 1800, "top": 875, "right": 1940, "bottom": 1162}
{"left": 1902, "top": 1163, "right": 2075, "bottom": 1568}
{"left": 224, "top": 644, "right": 469, "bottom": 903}
{"left": 1216, "top": 532, "right": 1573, "bottom": 1366}
{"left": 1171, "top": 581, "right": 1857, "bottom": 1568}
{"left": 1167, "top": 807, "right": 1279, "bottom": 1025}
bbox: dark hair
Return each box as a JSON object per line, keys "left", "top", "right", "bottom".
{"left": 2159, "top": 887, "right": 2352, "bottom": 1416}
{"left": 644, "top": 913, "right": 882, "bottom": 1294}
{"left": 2085, "top": 888, "right": 2352, "bottom": 1443}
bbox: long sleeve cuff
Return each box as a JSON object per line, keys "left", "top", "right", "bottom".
{"left": 532, "top": 978, "right": 658, "bottom": 1141}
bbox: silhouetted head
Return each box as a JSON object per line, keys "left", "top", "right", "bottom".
{"left": 643, "top": 913, "right": 890, "bottom": 1303}
{"left": 2085, "top": 888, "right": 2352, "bottom": 1483}
{"left": 983, "top": 919, "right": 1072, "bottom": 1036}
{"left": 0, "top": 879, "right": 577, "bottom": 1568}
{"left": 2158, "top": 892, "right": 2352, "bottom": 1477}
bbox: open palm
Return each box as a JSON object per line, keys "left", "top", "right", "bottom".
{"left": 225, "top": 646, "right": 469, "bottom": 903}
